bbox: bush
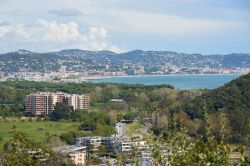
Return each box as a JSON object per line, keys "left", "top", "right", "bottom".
{"left": 123, "top": 112, "right": 137, "bottom": 122}
{"left": 60, "top": 132, "right": 77, "bottom": 145}
{"left": 36, "top": 117, "right": 42, "bottom": 122}
{"left": 0, "top": 136, "right": 3, "bottom": 143}
{"left": 12, "top": 125, "right": 16, "bottom": 129}
{"left": 151, "top": 127, "right": 161, "bottom": 136}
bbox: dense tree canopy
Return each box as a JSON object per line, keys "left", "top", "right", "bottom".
{"left": 51, "top": 102, "right": 74, "bottom": 121}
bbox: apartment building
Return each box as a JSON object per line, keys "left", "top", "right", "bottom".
{"left": 116, "top": 139, "right": 133, "bottom": 152}
{"left": 25, "top": 92, "right": 89, "bottom": 115}
{"left": 53, "top": 145, "right": 87, "bottom": 166}
{"left": 76, "top": 137, "right": 116, "bottom": 153}
{"left": 25, "top": 92, "right": 54, "bottom": 115}
{"left": 66, "top": 94, "right": 90, "bottom": 110}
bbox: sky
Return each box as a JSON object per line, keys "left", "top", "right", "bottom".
{"left": 0, "top": 0, "right": 249, "bottom": 54}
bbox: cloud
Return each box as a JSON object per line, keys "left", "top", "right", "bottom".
{"left": 107, "top": 9, "right": 245, "bottom": 37}
{"left": 36, "top": 19, "right": 80, "bottom": 42}
{"left": 49, "top": 8, "right": 82, "bottom": 17}
{"left": 0, "top": 19, "right": 124, "bottom": 53}
{"left": 0, "top": 26, "right": 10, "bottom": 37}
{"left": 0, "top": 20, "right": 10, "bottom": 26}
{"left": 0, "top": 0, "right": 249, "bottom": 53}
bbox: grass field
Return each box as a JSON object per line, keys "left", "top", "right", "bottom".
{"left": 0, "top": 119, "right": 81, "bottom": 151}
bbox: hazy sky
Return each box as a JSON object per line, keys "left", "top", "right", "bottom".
{"left": 0, "top": 0, "right": 249, "bottom": 54}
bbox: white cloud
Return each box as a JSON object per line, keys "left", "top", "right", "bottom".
{"left": 49, "top": 8, "right": 82, "bottom": 17}
{"left": 0, "top": 0, "right": 249, "bottom": 53}
{"left": 0, "top": 19, "right": 124, "bottom": 53}
{"left": 106, "top": 9, "right": 244, "bottom": 37}
{"left": 0, "top": 26, "right": 10, "bottom": 37}
{"left": 36, "top": 19, "right": 80, "bottom": 42}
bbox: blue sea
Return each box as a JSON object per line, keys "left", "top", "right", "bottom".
{"left": 90, "top": 74, "right": 241, "bottom": 89}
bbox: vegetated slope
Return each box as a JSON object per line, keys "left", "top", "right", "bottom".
{"left": 184, "top": 73, "right": 250, "bottom": 118}
{"left": 183, "top": 73, "right": 250, "bottom": 143}
{"left": 0, "top": 51, "right": 87, "bottom": 72}
{"left": 1, "top": 49, "right": 250, "bottom": 72}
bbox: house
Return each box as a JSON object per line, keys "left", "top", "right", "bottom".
{"left": 53, "top": 145, "right": 87, "bottom": 166}
{"left": 116, "top": 138, "right": 133, "bottom": 152}
{"left": 76, "top": 137, "right": 101, "bottom": 152}
{"left": 140, "top": 152, "right": 154, "bottom": 166}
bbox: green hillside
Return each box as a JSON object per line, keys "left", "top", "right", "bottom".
{"left": 183, "top": 73, "right": 250, "bottom": 143}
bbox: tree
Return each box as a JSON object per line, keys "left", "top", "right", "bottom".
{"left": 98, "top": 145, "right": 107, "bottom": 156}
{"left": 151, "top": 108, "right": 169, "bottom": 135}
{"left": 51, "top": 102, "right": 73, "bottom": 121}
{"left": 71, "top": 109, "right": 88, "bottom": 121}
{"left": 166, "top": 135, "right": 231, "bottom": 166}
{"left": 79, "top": 118, "right": 97, "bottom": 131}
{"left": 173, "top": 111, "right": 190, "bottom": 129}
{"left": 228, "top": 108, "right": 249, "bottom": 143}
{"left": 207, "top": 112, "right": 231, "bottom": 142}
{"left": 3, "top": 132, "right": 76, "bottom": 166}
{"left": 123, "top": 111, "right": 137, "bottom": 122}
{"left": 93, "top": 123, "right": 114, "bottom": 136}
{"left": 60, "top": 131, "right": 77, "bottom": 145}
{"left": 3, "top": 132, "right": 54, "bottom": 166}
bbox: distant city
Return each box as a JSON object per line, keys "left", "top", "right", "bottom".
{"left": 0, "top": 49, "right": 250, "bottom": 82}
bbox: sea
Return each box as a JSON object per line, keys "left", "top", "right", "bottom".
{"left": 89, "top": 74, "right": 241, "bottom": 89}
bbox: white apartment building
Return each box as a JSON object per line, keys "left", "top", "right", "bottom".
{"left": 76, "top": 137, "right": 102, "bottom": 151}
{"left": 116, "top": 139, "right": 133, "bottom": 152}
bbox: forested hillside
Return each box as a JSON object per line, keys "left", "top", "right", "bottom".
{"left": 183, "top": 73, "right": 250, "bottom": 143}
{"left": 184, "top": 73, "right": 250, "bottom": 118}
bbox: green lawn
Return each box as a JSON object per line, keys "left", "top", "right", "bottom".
{"left": 0, "top": 119, "right": 81, "bottom": 151}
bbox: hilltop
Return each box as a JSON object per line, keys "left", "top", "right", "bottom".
{"left": 0, "top": 49, "right": 249, "bottom": 73}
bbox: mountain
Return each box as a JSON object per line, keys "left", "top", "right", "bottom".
{"left": 0, "top": 49, "right": 250, "bottom": 73}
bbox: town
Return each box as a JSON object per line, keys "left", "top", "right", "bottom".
{"left": 1, "top": 67, "right": 250, "bottom": 83}
{"left": 0, "top": 49, "right": 250, "bottom": 82}
{"left": 23, "top": 91, "right": 157, "bottom": 165}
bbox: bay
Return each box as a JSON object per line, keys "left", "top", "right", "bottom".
{"left": 90, "top": 74, "right": 241, "bottom": 89}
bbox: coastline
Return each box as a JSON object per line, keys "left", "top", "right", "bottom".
{"left": 84, "top": 74, "right": 242, "bottom": 89}
{"left": 84, "top": 73, "right": 243, "bottom": 81}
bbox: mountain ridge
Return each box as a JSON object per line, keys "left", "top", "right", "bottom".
{"left": 1, "top": 49, "right": 250, "bottom": 56}
{"left": 0, "top": 49, "right": 250, "bottom": 73}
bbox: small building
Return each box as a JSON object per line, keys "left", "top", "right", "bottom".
{"left": 140, "top": 152, "right": 154, "bottom": 166}
{"left": 68, "top": 147, "right": 87, "bottom": 165}
{"left": 77, "top": 137, "right": 117, "bottom": 154}
{"left": 76, "top": 137, "right": 101, "bottom": 152}
{"left": 53, "top": 145, "right": 87, "bottom": 166}
{"left": 116, "top": 138, "right": 135, "bottom": 152}
{"left": 110, "top": 99, "right": 124, "bottom": 102}
{"left": 101, "top": 137, "right": 116, "bottom": 153}
{"left": 116, "top": 139, "right": 133, "bottom": 152}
